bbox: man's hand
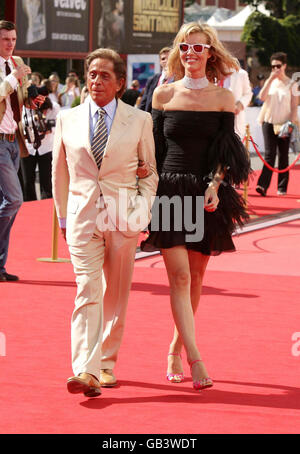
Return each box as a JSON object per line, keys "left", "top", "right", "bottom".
{"left": 137, "top": 160, "right": 151, "bottom": 179}
{"left": 12, "top": 64, "right": 31, "bottom": 82}
{"left": 30, "top": 94, "right": 46, "bottom": 109}
{"left": 234, "top": 101, "right": 244, "bottom": 115}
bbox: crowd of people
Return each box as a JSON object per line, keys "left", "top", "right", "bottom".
{"left": 17, "top": 68, "right": 84, "bottom": 202}
{"left": 14, "top": 37, "right": 297, "bottom": 206}
{"left": 0, "top": 19, "right": 299, "bottom": 399}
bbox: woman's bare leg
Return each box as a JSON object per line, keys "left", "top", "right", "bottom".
{"left": 163, "top": 247, "right": 210, "bottom": 381}
{"left": 165, "top": 248, "right": 210, "bottom": 378}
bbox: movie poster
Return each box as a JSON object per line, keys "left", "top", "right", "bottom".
{"left": 92, "top": 0, "right": 183, "bottom": 54}
{"left": 16, "top": 0, "right": 90, "bottom": 53}
{"left": 130, "top": 0, "right": 182, "bottom": 52}
{"left": 92, "top": 0, "right": 126, "bottom": 53}
{"left": 16, "top": 1, "right": 183, "bottom": 55}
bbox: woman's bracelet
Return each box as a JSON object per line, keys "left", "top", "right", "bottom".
{"left": 211, "top": 175, "right": 223, "bottom": 184}
{"left": 205, "top": 172, "right": 227, "bottom": 187}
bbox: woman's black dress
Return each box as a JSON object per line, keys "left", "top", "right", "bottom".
{"left": 141, "top": 109, "right": 251, "bottom": 256}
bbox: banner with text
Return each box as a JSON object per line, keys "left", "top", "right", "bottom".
{"left": 16, "top": 0, "right": 90, "bottom": 53}
{"left": 92, "top": 0, "right": 183, "bottom": 54}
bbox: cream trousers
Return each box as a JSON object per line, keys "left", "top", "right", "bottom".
{"left": 69, "top": 226, "right": 139, "bottom": 380}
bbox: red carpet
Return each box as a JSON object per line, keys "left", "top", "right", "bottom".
{"left": 242, "top": 166, "right": 300, "bottom": 218}
{"left": 1, "top": 189, "right": 300, "bottom": 434}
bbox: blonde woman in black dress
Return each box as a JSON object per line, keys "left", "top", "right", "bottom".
{"left": 142, "top": 22, "right": 250, "bottom": 391}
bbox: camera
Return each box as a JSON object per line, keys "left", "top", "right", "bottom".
{"left": 35, "top": 111, "right": 56, "bottom": 135}
{"left": 24, "top": 124, "right": 35, "bottom": 144}
{"left": 24, "top": 87, "right": 56, "bottom": 149}
{"left": 27, "top": 83, "right": 49, "bottom": 99}
{"left": 24, "top": 120, "right": 42, "bottom": 149}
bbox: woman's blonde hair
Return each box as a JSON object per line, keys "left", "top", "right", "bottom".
{"left": 167, "top": 22, "right": 240, "bottom": 82}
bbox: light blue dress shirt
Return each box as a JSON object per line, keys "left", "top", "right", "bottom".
{"left": 89, "top": 97, "right": 117, "bottom": 142}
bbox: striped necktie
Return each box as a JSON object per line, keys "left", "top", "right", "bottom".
{"left": 91, "top": 107, "right": 108, "bottom": 169}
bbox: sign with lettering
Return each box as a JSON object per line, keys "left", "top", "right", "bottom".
{"left": 92, "top": 0, "right": 183, "bottom": 54}
{"left": 129, "top": 0, "right": 182, "bottom": 52}
{"left": 15, "top": 0, "right": 183, "bottom": 56}
{"left": 15, "top": 0, "right": 90, "bottom": 54}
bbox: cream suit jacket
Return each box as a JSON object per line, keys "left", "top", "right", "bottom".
{"left": 227, "top": 69, "right": 252, "bottom": 138}
{"left": 52, "top": 98, "right": 158, "bottom": 247}
{"left": 0, "top": 56, "right": 29, "bottom": 157}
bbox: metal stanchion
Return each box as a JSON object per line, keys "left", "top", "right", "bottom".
{"left": 37, "top": 204, "right": 70, "bottom": 263}
{"left": 243, "top": 124, "right": 250, "bottom": 210}
{"left": 242, "top": 124, "right": 259, "bottom": 219}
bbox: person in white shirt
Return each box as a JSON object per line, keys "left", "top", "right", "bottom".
{"left": 21, "top": 94, "right": 60, "bottom": 201}
{"left": 48, "top": 72, "right": 64, "bottom": 104}
{"left": 0, "top": 20, "right": 43, "bottom": 282}
{"left": 58, "top": 76, "right": 80, "bottom": 109}
{"left": 256, "top": 52, "right": 299, "bottom": 196}
{"left": 220, "top": 68, "right": 252, "bottom": 138}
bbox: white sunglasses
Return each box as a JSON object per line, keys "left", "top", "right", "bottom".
{"left": 179, "top": 43, "right": 211, "bottom": 54}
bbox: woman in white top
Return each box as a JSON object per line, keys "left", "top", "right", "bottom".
{"left": 48, "top": 73, "right": 64, "bottom": 103}
{"left": 58, "top": 75, "right": 80, "bottom": 109}
{"left": 256, "top": 52, "right": 299, "bottom": 196}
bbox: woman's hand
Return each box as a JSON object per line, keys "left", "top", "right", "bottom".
{"left": 204, "top": 184, "right": 219, "bottom": 212}
{"left": 269, "top": 68, "right": 280, "bottom": 81}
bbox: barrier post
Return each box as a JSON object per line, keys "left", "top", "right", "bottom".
{"left": 243, "top": 124, "right": 250, "bottom": 209}
{"left": 37, "top": 204, "right": 70, "bottom": 263}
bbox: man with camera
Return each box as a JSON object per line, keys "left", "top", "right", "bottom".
{"left": 0, "top": 20, "right": 44, "bottom": 282}
{"left": 21, "top": 82, "right": 60, "bottom": 201}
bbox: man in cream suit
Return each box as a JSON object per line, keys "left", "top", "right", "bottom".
{"left": 222, "top": 68, "right": 252, "bottom": 138}
{"left": 0, "top": 20, "right": 43, "bottom": 282}
{"left": 52, "top": 48, "right": 158, "bottom": 397}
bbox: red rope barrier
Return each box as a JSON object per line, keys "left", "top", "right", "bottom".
{"left": 243, "top": 135, "right": 300, "bottom": 173}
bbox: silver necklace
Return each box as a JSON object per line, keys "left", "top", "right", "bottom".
{"left": 182, "top": 75, "right": 209, "bottom": 89}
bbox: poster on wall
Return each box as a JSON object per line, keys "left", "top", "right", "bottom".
{"left": 92, "top": 0, "right": 183, "bottom": 54}
{"left": 92, "top": 0, "right": 126, "bottom": 54}
{"left": 126, "top": 54, "right": 160, "bottom": 89}
{"left": 129, "top": 0, "right": 182, "bottom": 53}
{"left": 15, "top": 0, "right": 90, "bottom": 54}
{"left": 15, "top": 1, "right": 183, "bottom": 56}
